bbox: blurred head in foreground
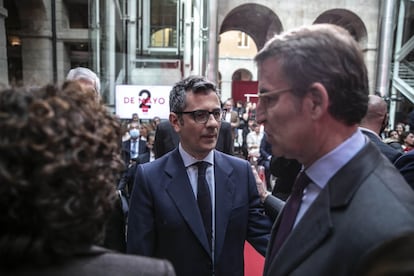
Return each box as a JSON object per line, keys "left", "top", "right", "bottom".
{"left": 0, "top": 81, "right": 123, "bottom": 268}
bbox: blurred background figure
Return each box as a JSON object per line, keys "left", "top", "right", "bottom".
{"left": 151, "top": 116, "right": 161, "bottom": 130}
{"left": 138, "top": 131, "right": 156, "bottom": 164}
{"left": 396, "top": 122, "right": 406, "bottom": 136}
{"left": 400, "top": 131, "right": 414, "bottom": 152}
{"left": 121, "top": 124, "right": 148, "bottom": 169}
{"left": 117, "top": 131, "right": 156, "bottom": 216}
{"left": 359, "top": 95, "right": 402, "bottom": 163}
{"left": 257, "top": 133, "right": 273, "bottom": 190}
{"left": 246, "top": 122, "right": 263, "bottom": 165}
{"left": 128, "top": 113, "right": 140, "bottom": 129}
{"left": 0, "top": 82, "right": 175, "bottom": 276}
{"left": 66, "top": 67, "right": 101, "bottom": 100}
{"left": 223, "top": 98, "right": 240, "bottom": 146}
{"left": 383, "top": 129, "right": 402, "bottom": 152}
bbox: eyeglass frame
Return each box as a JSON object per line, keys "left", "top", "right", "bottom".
{"left": 174, "top": 108, "right": 224, "bottom": 124}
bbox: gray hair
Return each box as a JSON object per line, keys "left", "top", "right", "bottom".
{"left": 66, "top": 67, "right": 101, "bottom": 93}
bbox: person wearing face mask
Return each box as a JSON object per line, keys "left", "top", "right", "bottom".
{"left": 122, "top": 126, "right": 149, "bottom": 169}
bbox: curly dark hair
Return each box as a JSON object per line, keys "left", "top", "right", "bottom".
{"left": 0, "top": 82, "right": 124, "bottom": 267}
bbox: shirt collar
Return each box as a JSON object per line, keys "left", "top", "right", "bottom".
{"left": 359, "top": 126, "right": 381, "bottom": 138}
{"left": 306, "top": 129, "right": 367, "bottom": 189}
{"left": 178, "top": 143, "right": 214, "bottom": 168}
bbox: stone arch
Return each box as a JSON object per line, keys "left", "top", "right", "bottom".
{"left": 220, "top": 3, "right": 283, "bottom": 50}
{"left": 232, "top": 68, "right": 253, "bottom": 81}
{"left": 314, "top": 9, "right": 368, "bottom": 47}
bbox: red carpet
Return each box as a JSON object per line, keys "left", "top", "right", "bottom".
{"left": 244, "top": 242, "right": 265, "bottom": 276}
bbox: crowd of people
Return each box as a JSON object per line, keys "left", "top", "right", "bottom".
{"left": 1, "top": 23, "right": 414, "bottom": 276}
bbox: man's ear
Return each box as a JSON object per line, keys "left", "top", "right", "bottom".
{"left": 305, "top": 82, "right": 329, "bottom": 119}
{"left": 169, "top": 113, "right": 181, "bottom": 132}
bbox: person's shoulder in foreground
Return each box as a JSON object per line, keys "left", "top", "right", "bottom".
{"left": 0, "top": 83, "right": 175, "bottom": 276}
{"left": 356, "top": 232, "right": 414, "bottom": 276}
{"left": 5, "top": 246, "right": 175, "bottom": 276}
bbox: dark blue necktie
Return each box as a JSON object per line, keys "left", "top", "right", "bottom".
{"left": 270, "top": 171, "right": 310, "bottom": 257}
{"left": 196, "top": 161, "right": 212, "bottom": 250}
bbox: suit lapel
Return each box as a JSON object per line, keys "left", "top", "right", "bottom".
{"left": 213, "top": 152, "right": 235, "bottom": 262}
{"left": 265, "top": 142, "right": 381, "bottom": 275}
{"left": 164, "top": 149, "right": 212, "bottom": 257}
{"left": 267, "top": 189, "right": 333, "bottom": 275}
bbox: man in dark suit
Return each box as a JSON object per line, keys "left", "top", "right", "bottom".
{"left": 127, "top": 76, "right": 272, "bottom": 276}
{"left": 360, "top": 94, "right": 402, "bottom": 163}
{"left": 118, "top": 132, "right": 156, "bottom": 203}
{"left": 154, "top": 118, "right": 233, "bottom": 158}
{"left": 121, "top": 127, "right": 148, "bottom": 167}
{"left": 254, "top": 24, "right": 414, "bottom": 276}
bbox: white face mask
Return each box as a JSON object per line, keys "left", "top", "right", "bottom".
{"left": 129, "top": 128, "right": 140, "bottom": 139}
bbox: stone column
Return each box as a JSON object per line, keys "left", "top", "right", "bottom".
{"left": 19, "top": 0, "right": 53, "bottom": 85}
{"left": 0, "top": 0, "right": 9, "bottom": 86}
{"left": 21, "top": 35, "right": 53, "bottom": 85}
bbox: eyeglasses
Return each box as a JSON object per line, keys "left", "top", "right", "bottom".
{"left": 175, "top": 109, "right": 223, "bottom": 124}
{"left": 258, "top": 88, "right": 292, "bottom": 105}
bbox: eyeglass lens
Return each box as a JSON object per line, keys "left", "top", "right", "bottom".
{"left": 194, "top": 109, "right": 222, "bottom": 123}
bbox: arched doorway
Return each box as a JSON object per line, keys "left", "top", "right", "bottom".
{"left": 218, "top": 4, "right": 282, "bottom": 101}
{"left": 314, "top": 9, "right": 368, "bottom": 46}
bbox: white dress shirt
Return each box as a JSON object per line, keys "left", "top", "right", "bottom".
{"left": 294, "top": 129, "right": 367, "bottom": 228}
{"left": 179, "top": 144, "right": 216, "bottom": 261}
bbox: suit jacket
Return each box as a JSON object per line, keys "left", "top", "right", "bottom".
{"left": 264, "top": 142, "right": 414, "bottom": 276}
{"left": 361, "top": 128, "right": 402, "bottom": 163}
{"left": 103, "top": 195, "right": 127, "bottom": 252}
{"left": 138, "top": 151, "right": 154, "bottom": 164}
{"left": 154, "top": 120, "right": 233, "bottom": 158}
{"left": 5, "top": 246, "right": 175, "bottom": 276}
{"left": 154, "top": 121, "right": 180, "bottom": 159}
{"left": 394, "top": 150, "right": 414, "bottom": 190}
{"left": 127, "top": 149, "right": 272, "bottom": 276}
{"left": 121, "top": 138, "right": 148, "bottom": 166}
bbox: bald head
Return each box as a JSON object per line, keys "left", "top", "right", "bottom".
{"left": 360, "top": 95, "right": 388, "bottom": 134}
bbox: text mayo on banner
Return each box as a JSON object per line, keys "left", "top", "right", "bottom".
{"left": 116, "top": 85, "right": 170, "bottom": 119}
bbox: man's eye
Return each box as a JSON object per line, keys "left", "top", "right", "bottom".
{"left": 195, "top": 111, "right": 207, "bottom": 119}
